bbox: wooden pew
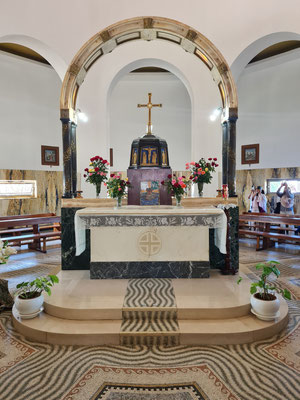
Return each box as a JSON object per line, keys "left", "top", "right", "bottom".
{"left": 0, "top": 216, "right": 61, "bottom": 253}
{"left": 239, "top": 214, "right": 300, "bottom": 250}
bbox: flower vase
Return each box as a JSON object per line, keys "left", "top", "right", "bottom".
{"left": 95, "top": 182, "right": 101, "bottom": 198}
{"left": 175, "top": 196, "right": 182, "bottom": 208}
{"left": 115, "top": 196, "right": 122, "bottom": 209}
{"left": 197, "top": 181, "right": 204, "bottom": 197}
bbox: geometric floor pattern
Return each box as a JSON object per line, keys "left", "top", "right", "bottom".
{"left": 121, "top": 278, "right": 179, "bottom": 346}
{"left": 0, "top": 241, "right": 299, "bottom": 400}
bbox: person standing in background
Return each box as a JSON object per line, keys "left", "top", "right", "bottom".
{"left": 276, "top": 182, "right": 294, "bottom": 215}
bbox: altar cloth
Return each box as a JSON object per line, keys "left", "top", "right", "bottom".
{"left": 75, "top": 206, "right": 227, "bottom": 257}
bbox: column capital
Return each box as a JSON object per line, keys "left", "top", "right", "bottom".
{"left": 60, "top": 108, "right": 77, "bottom": 124}
{"left": 222, "top": 107, "right": 238, "bottom": 123}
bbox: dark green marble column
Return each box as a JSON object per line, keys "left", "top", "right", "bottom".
{"left": 222, "top": 120, "right": 229, "bottom": 186}
{"left": 61, "top": 116, "right": 77, "bottom": 198}
{"left": 222, "top": 108, "right": 238, "bottom": 197}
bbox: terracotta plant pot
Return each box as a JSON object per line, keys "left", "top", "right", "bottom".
{"left": 250, "top": 293, "right": 280, "bottom": 320}
{"left": 14, "top": 293, "right": 44, "bottom": 317}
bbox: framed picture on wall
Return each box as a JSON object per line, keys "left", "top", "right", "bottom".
{"left": 41, "top": 145, "right": 59, "bottom": 166}
{"left": 241, "top": 144, "right": 259, "bottom": 165}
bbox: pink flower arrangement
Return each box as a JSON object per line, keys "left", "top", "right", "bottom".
{"left": 161, "top": 174, "right": 190, "bottom": 201}
{"left": 186, "top": 157, "right": 218, "bottom": 184}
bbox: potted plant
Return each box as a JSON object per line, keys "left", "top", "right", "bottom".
{"left": 105, "top": 173, "right": 131, "bottom": 208}
{"left": 161, "top": 174, "right": 190, "bottom": 207}
{"left": 238, "top": 261, "right": 291, "bottom": 320}
{"left": 83, "top": 155, "right": 109, "bottom": 197}
{"left": 186, "top": 157, "right": 218, "bottom": 196}
{"left": 14, "top": 275, "right": 59, "bottom": 317}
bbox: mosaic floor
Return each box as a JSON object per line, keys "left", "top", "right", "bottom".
{"left": 0, "top": 241, "right": 299, "bottom": 400}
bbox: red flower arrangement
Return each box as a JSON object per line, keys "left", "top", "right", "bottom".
{"left": 186, "top": 157, "right": 218, "bottom": 184}
{"left": 83, "top": 156, "right": 109, "bottom": 196}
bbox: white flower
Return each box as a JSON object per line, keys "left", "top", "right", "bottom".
{"left": 0, "top": 255, "right": 7, "bottom": 264}
{"left": 0, "top": 240, "right": 3, "bottom": 250}
{"left": 3, "top": 246, "right": 17, "bottom": 256}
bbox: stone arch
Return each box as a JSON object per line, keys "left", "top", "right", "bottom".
{"left": 60, "top": 16, "right": 238, "bottom": 197}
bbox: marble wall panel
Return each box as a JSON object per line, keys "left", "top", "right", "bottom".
{"left": 237, "top": 167, "right": 300, "bottom": 214}
{"left": 0, "top": 169, "right": 63, "bottom": 216}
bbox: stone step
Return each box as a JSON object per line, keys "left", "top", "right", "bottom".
{"left": 12, "top": 300, "right": 288, "bottom": 346}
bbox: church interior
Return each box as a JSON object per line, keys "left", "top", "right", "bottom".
{"left": 0, "top": 1, "right": 300, "bottom": 399}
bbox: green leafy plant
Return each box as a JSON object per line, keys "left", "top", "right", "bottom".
{"left": 237, "top": 261, "right": 291, "bottom": 301}
{"left": 16, "top": 275, "right": 59, "bottom": 300}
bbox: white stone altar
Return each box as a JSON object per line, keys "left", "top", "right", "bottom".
{"left": 75, "top": 206, "right": 227, "bottom": 279}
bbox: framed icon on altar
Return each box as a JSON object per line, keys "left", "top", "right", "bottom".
{"left": 241, "top": 144, "right": 259, "bottom": 165}
{"left": 140, "top": 181, "right": 160, "bottom": 205}
{"left": 41, "top": 145, "right": 59, "bottom": 166}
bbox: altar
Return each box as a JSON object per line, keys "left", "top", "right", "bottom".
{"left": 74, "top": 205, "right": 228, "bottom": 279}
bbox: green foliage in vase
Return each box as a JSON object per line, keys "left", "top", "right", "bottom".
{"left": 16, "top": 275, "right": 59, "bottom": 299}
{"left": 237, "top": 261, "right": 291, "bottom": 301}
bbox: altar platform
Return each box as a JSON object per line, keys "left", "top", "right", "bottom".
{"left": 12, "top": 270, "right": 288, "bottom": 346}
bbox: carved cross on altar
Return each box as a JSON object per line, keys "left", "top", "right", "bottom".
{"left": 137, "top": 93, "right": 162, "bottom": 135}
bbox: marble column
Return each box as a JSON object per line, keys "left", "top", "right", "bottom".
{"left": 222, "top": 108, "right": 238, "bottom": 197}
{"left": 61, "top": 116, "right": 77, "bottom": 198}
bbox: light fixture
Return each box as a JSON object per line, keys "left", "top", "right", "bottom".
{"left": 76, "top": 109, "right": 88, "bottom": 122}
{"left": 209, "top": 107, "right": 222, "bottom": 122}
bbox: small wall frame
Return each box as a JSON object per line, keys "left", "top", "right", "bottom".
{"left": 41, "top": 145, "right": 59, "bottom": 166}
{"left": 241, "top": 144, "right": 259, "bottom": 165}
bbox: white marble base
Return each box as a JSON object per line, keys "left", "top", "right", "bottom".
{"left": 91, "top": 226, "right": 209, "bottom": 262}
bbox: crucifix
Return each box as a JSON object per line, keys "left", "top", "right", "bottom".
{"left": 137, "top": 93, "right": 162, "bottom": 135}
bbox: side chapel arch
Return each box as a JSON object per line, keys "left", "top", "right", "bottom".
{"left": 60, "top": 16, "right": 238, "bottom": 198}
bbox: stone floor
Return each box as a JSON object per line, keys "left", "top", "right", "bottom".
{"left": 0, "top": 239, "right": 299, "bottom": 400}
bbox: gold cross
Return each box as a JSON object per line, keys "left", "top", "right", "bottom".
{"left": 137, "top": 93, "right": 162, "bottom": 135}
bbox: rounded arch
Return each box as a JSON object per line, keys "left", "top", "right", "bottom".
{"left": 107, "top": 57, "right": 194, "bottom": 107}
{"left": 231, "top": 31, "right": 300, "bottom": 83}
{"left": 60, "top": 16, "right": 237, "bottom": 119}
{"left": 106, "top": 57, "right": 193, "bottom": 172}
{"left": 0, "top": 34, "right": 68, "bottom": 81}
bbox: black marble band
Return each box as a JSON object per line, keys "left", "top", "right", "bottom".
{"left": 90, "top": 261, "right": 210, "bottom": 279}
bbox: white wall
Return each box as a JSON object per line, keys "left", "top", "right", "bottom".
{"left": 2, "top": 0, "right": 300, "bottom": 78}
{"left": 77, "top": 39, "right": 221, "bottom": 198}
{"left": 237, "top": 49, "right": 300, "bottom": 170}
{"left": 0, "top": 51, "right": 62, "bottom": 171}
{"left": 109, "top": 72, "right": 191, "bottom": 172}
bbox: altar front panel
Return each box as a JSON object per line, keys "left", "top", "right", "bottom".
{"left": 90, "top": 226, "right": 209, "bottom": 262}
{"left": 75, "top": 206, "right": 227, "bottom": 279}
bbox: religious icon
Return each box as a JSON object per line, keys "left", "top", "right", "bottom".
{"left": 150, "top": 149, "right": 158, "bottom": 165}
{"left": 141, "top": 148, "right": 149, "bottom": 165}
{"left": 41, "top": 145, "right": 59, "bottom": 166}
{"left": 132, "top": 148, "right": 138, "bottom": 165}
{"left": 161, "top": 149, "right": 167, "bottom": 165}
{"left": 241, "top": 144, "right": 259, "bottom": 165}
{"left": 140, "top": 181, "right": 160, "bottom": 205}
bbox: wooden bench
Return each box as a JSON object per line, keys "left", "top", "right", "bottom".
{"left": 239, "top": 214, "right": 300, "bottom": 251}
{"left": 0, "top": 215, "right": 61, "bottom": 253}
{"left": 5, "top": 231, "right": 61, "bottom": 253}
